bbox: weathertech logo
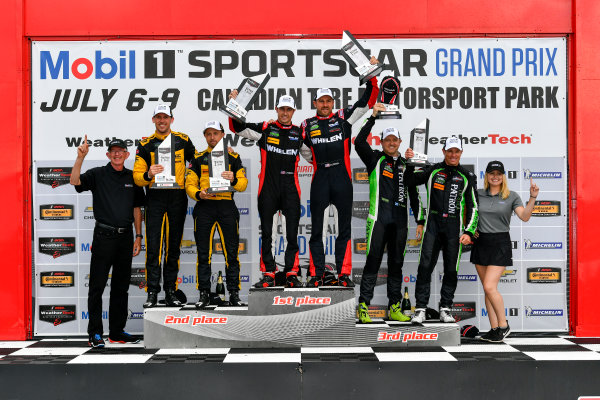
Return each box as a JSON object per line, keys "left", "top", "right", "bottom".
{"left": 378, "top": 331, "right": 439, "bottom": 342}
{"left": 37, "top": 167, "right": 72, "bottom": 188}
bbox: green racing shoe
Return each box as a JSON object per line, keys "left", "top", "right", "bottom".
{"left": 358, "top": 302, "right": 372, "bottom": 324}
{"left": 389, "top": 302, "right": 411, "bottom": 322}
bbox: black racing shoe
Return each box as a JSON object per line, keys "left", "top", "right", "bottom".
{"left": 143, "top": 292, "right": 158, "bottom": 308}
{"left": 479, "top": 328, "right": 498, "bottom": 342}
{"left": 305, "top": 277, "right": 322, "bottom": 287}
{"left": 254, "top": 274, "right": 275, "bottom": 288}
{"left": 490, "top": 323, "right": 511, "bottom": 343}
{"left": 285, "top": 274, "right": 303, "bottom": 288}
{"left": 195, "top": 290, "right": 210, "bottom": 309}
{"left": 322, "top": 271, "right": 338, "bottom": 286}
{"left": 337, "top": 274, "right": 355, "bottom": 287}
{"left": 109, "top": 331, "right": 141, "bottom": 344}
{"left": 88, "top": 333, "right": 105, "bottom": 348}
{"left": 229, "top": 291, "right": 244, "bottom": 307}
{"left": 165, "top": 289, "right": 182, "bottom": 307}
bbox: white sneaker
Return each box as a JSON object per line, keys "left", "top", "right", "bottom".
{"left": 439, "top": 307, "right": 455, "bottom": 323}
{"left": 411, "top": 308, "right": 426, "bottom": 324}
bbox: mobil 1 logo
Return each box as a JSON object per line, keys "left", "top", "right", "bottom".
{"left": 144, "top": 50, "right": 175, "bottom": 78}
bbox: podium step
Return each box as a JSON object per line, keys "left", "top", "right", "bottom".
{"left": 144, "top": 288, "right": 460, "bottom": 348}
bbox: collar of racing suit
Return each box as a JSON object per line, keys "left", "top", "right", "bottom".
{"left": 315, "top": 113, "right": 334, "bottom": 120}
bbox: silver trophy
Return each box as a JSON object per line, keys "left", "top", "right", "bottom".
{"left": 407, "top": 119, "right": 430, "bottom": 166}
{"left": 377, "top": 76, "right": 402, "bottom": 119}
{"left": 219, "top": 73, "right": 271, "bottom": 123}
{"left": 341, "top": 30, "right": 383, "bottom": 85}
{"left": 207, "top": 138, "right": 234, "bottom": 193}
{"left": 153, "top": 134, "right": 180, "bottom": 189}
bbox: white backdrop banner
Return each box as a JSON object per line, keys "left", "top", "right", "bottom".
{"left": 31, "top": 38, "right": 568, "bottom": 335}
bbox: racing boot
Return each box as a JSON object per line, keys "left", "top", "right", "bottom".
{"left": 285, "top": 273, "right": 303, "bottom": 288}
{"left": 254, "top": 273, "right": 275, "bottom": 288}
{"left": 165, "top": 289, "right": 182, "bottom": 307}
{"left": 322, "top": 271, "right": 338, "bottom": 286}
{"left": 439, "top": 307, "right": 456, "bottom": 323}
{"left": 305, "top": 276, "right": 322, "bottom": 288}
{"left": 229, "top": 290, "right": 243, "bottom": 307}
{"left": 411, "top": 308, "right": 427, "bottom": 324}
{"left": 337, "top": 274, "right": 355, "bottom": 287}
{"left": 358, "top": 302, "right": 372, "bottom": 324}
{"left": 389, "top": 302, "right": 411, "bottom": 322}
{"left": 143, "top": 291, "right": 158, "bottom": 309}
{"left": 195, "top": 290, "right": 210, "bottom": 309}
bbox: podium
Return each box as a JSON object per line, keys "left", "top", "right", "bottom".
{"left": 144, "top": 287, "right": 460, "bottom": 348}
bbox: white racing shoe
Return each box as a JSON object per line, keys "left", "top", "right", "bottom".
{"left": 439, "top": 307, "right": 456, "bottom": 323}
{"left": 411, "top": 308, "right": 427, "bottom": 324}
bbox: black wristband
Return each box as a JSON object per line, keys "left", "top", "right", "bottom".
{"left": 136, "top": 234, "right": 143, "bottom": 239}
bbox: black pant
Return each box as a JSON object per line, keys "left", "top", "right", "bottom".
{"left": 87, "top": 226, "right": 133, "bottom": 336}
{"left": 359, "top": 218, "right": 408, "bottom": 307}
{"left": 194, "top": 200, "right": 240, "bottom": 293}
{"left": 258, "top": 183, "right": 300, "bottom": 274}
{"left": 309, "top": 165, "right": 353, "bottom": 277}
{"left": 415, "top": 215, "right": 462, "bottom": 309}
{"left": 144, "top": 189, "right": 187, "bottom": 293}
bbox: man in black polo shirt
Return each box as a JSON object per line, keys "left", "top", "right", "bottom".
{"left": 71, "top": 136, "right": 145, "bottom": 348}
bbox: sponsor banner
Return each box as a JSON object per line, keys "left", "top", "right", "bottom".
{"left": 39, "top": 204, "right": 74, "bottom": 220}
{"left": 31, "top": 38, "right": 568, "bottom": 334}
{"left": 40, "top": 271, "right": 75, "bottom": 287}
{"left": 451, "top": 302, "right": 476, "bottom": 321}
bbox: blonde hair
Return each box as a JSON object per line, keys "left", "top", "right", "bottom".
{"left": 484, "top": 172, "right": 510, "bottom": 199}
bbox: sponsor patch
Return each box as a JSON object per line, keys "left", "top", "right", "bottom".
{"left": 433, "top": 182, "right": 445, "bottom": 190}
{"left": 267, "top": 137, "right": 280, "bottom": 145}
{"left": 310, "top": 130, "right": 321, "bottom": 137}
{"left": 382, "top": 170, "right": 394, "bottom": 179}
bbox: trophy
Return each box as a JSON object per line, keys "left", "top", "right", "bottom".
{"left": 341, "top": 30, "right": 383, "bottom": 85}
{"left": 377, "top": 76, "right": 402, "bottom": 119}
{"left": 407, "top": 119, "right": 430, "bottom": 166}
{"left": 153, "top": 134, "right": 180, "bottom": 189}
{"left": 219, "top": 73, "right": 271, "bottom": 123}
{"left": 207, "top": 138, "right": 234, "bottom": 193}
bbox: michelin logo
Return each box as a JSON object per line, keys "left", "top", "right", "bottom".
{"left": 524, "top": 239, "right": 562, "bottom": 250}
{"left": 523, "top": 169, "right": 561, "bottom": 179}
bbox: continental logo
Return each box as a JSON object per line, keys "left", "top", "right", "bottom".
{"left": 352, "top": 201, "right": 370, "bottom": 219}
{"left": 181, "top": 240, "right": 196, "bottom": 248}
{"left": 353, "top": 238, "right": 368, "bottom": 254}
{"left": 40, "top": 271, "right": 74, "bottom": 287}
{"left": 406, "top": 238, "right": 422, "bottom": 248}
{"left": 266, "top": 137, "right": 280, "bottom": 145}
{"left": 213, "top": 238, "right": 247, "bottom": 255}
{"left": 532, "top": 200, "right": 561, "bottom": 217}
{"left": 37, "top": 167, "right": 72, "bottom": 188}
{"left": 39, "top": 237, "right": 76, "bottom": 258}
{"left": 352, "top": 167, "right": 369, "bottom": 184}
{"left": 39, "top": 305, "right": 76, "bottom": 326}
{"left": 527, "top": 267, "right": 561, "bottom": 283}
{"left": 356, "top": 304, "right": 387, "bottom": 319}
{"left": 40, "top": 204, "right": 74, "bottom": 220}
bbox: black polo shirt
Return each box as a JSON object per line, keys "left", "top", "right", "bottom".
{"left": 75, "top": 163, "right": 145, "bottom": 227}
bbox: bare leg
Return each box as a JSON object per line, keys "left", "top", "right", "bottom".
{"left": 479, "top": 264, "right": 507, "bottom": 328}
{"left": 476, "top": 264, "right": 499, "bottom": 328}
